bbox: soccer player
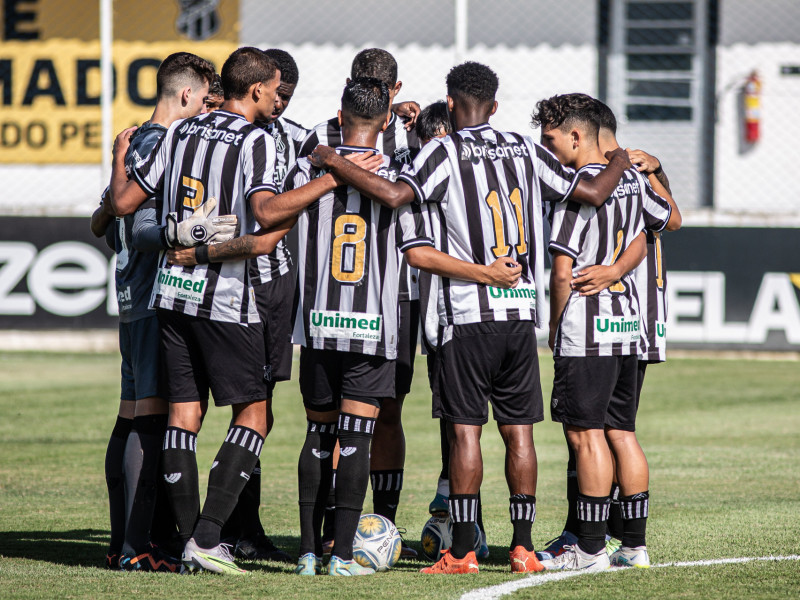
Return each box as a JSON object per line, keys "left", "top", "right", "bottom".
{"left": 109, "top": 47, "right": 284, "bottom": 575}
{"left": 532, "top": 93, "right": 678, "bottom": 572}
{"left": 309, "top": 62, "right": 634, "bottom": 574}
{"left": 300, "top": 48, "right": 422, "bottom": 556}
{"left": 202, "top": 74, "right": 224, "bottom": 113}
{"left": 90, "top": 52, "right": 215, "bottom": 572}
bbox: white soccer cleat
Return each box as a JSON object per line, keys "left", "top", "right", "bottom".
{"left": 609, "top": 545, "right": 650, "bottom": 568}
{"left": 181, "top": 538, "right": 248, "bottom": 575}
{"left": 539, "top": 544, "right": 610, "bottom": 572}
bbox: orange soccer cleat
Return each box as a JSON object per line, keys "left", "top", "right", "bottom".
{"left": 510, "top": 545, "right": 545, "bottom": 573}
{"left": 420, "top": 549, "right": 479, "bottom": 574}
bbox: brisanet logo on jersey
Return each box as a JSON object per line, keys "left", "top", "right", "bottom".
{"left": 156, "top": 268, "right": 206, "bottom": 303}
{"left": 459, "top": 139, "right": 530, "bottom": 164}
{"left": 310, "top": 310, "right": 382, "bottom": 342}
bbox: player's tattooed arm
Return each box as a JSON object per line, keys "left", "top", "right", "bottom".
{"left": 310, "top": 145, "right": 415, "bottom": 209}
{"left": 549, "top": 252, "right": 574, "bottom": 350}
{"left": 571, "top": 148, "right": 633, "bottom": 207}
{"left": 405, "top": 246, "right": 521, "bottom": 289}
{"left": 166, "top": 220, "right": 296, "bottom": 266}
{"left": 570, "top": 232, "right": 647, "bottom": 296}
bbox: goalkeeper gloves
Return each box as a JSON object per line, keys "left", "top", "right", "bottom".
{"left": 164, "top": 197, "right": 239, "bottom": 248}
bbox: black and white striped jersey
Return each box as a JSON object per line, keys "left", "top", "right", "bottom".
{"left": 396, "top": 123, "right": 580, "bottom": 330}
{"left": 549, "top": 164, "right": 672, "bottom": 357}
{"left": 288, "top": 146, "right": 409, "bottom": 359}
{"left": 133, "top": 109, "right": 277, "bottom": 324}
{"left": 635, "top": 230, "right": 667, "bottom": 362}
{"left": 249, "top": 116, "right": 310, "bottom": 285}
{"left": 299, "top": 113, "right": 420, "bottom": 166}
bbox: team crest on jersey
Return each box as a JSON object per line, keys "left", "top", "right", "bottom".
{"left": 176, "top": 0, "right": 220, "bottom": 41}
{"left": 393, "top": 146, "right": 411, "bottom": 164}
{"left": 272, "top": 129, "right": 287, "bottom": 153}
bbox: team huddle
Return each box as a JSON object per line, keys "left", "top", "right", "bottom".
{"left": 92, "top": 45, "right": 681, "bottom": 577}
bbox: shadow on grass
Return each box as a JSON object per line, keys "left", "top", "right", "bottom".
{"left": 0, "top": 529, "right": 109, "bottom": 568}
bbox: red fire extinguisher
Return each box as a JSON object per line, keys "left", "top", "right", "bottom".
{"left": 743, "top": 71, "right": 761, "bottom": 144}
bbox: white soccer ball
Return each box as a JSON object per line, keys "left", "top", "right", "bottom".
{"left": 352, "top": 513, "right": 402, "bottom": 572}
{"left": 420, "top": 515, "right": 481, "bottom": 561}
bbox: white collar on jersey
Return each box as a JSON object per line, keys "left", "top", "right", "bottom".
{"left": 336, "top": 145, "right": 380, "bottom": 154}
{"left": 460, "top": 122, "right": 492, "bottom": 132}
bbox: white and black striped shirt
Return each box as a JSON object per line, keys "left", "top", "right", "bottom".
{"left": 250, "top": 116, "right": 310, "bottom": 285}
{"left": 396, "top": 124, "right": 579, "bottom": 331}
{"left": 635, "top": 231, "right": 668, "bottom": 362}
{"left": 289, "top": 147, "right": 409, "bottom": 359}
{"left": 549, "top": 164, "right": 672, "bottom": 357}
{"left": 133, "top": 109, "right": 277, "bottom": 324}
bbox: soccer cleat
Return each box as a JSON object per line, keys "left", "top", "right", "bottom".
{"left": 429, "top": 492, "right": 449, "bottom": 515}
{"left": 420, "top": 549, "right": 479, "bottom": 574}
{"left": 605, "top": 535, "right": 622, "bottom": 557}
{"left": 119, "top": 544, "right": 181, "bottom": 573}
{"left": 477, "top": 530, "right": 490, "bottom": 560}
{"left": 235, "top": 533, "right": 293, "bottom": 563}
{"left": 539, "top": 544, "right": 610, "bottom": 572}
{"left": 510, "top": 546, "right": 545, "bottom": 573}
{"left": 104, "top": 552, "right": 121, "bottom": 570}
{"left": 328, "top": 555, "right": 376, "bottom": 576}
{"left": 294, "top": 552, "right": 323, "bottom": 575}
{"left": 610, "top": 545, "right": 650, "bottom": 568}
{"left": 395, "top": 527, "right": 419, "bottom": 559}
{"left": 181, "top": 538, "right": 248, "bottom": 575}
{"left": 535, "top": 530, "right": 578, "bottom": 561}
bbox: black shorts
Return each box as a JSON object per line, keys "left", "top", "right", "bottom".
{"left": 550, "top": 355, "right": 639, "bottom": 431}
{"left": 157, "top": 309, "right": 270, "bottom": 407}
{"left": 433, "top": 320, "right": 543, "bottom": 426}
{"left": 299, "top": 347, "right": 395, "bottom": 412}
{"left": 395, "top": 299, "right": 419, "bottom": 397}
{"left": 636, "top": 360, "right": 648, "bottom": 406}
{"left": 119, "top": 315, "right": 164, "bottom": 401}
{"left": 253, "top": 274, "right": 296, "bottom": 385}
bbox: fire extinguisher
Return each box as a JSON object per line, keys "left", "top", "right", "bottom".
{"left": 743, "top": 71, "right": 761, "bottom": 144}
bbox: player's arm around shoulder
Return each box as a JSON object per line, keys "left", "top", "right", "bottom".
{"left": 628, "top": 148, "right": 682, "bottom": 231}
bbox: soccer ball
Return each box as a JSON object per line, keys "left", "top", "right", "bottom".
{"left": 352, "top": 513, "right": 402, "bottom": 572}
{"left": 420, "top": 515, "right": 482, "bottom": 561}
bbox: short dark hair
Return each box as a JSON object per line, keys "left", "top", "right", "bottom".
{"left": 221, "top": 47, "right": 277, "bottom": 100}
{"left": 207, "top": 74, "right": 224, "bottom": 98}
{"left": 593, "top": 99, "right": 617, "bottom": 134}
{"left": 446, "top": 61, "right": 499, "bottom": 105}
{"left": 156, "top": 52, "right": 215, "bottom": 100}
{"left": 264, "top": 48, "right": 299, "bottom": 86}
{"left": 530, "top": 93, "right": 600, "bottom": 141}
{"left": 341, "top": 77, "right": 391, "bottom": 125}
{"left": 351, "top": 48, "right": 398, "bottom": 87}
{"left": 416, "top": 101, "right": 452, "bottom": 143}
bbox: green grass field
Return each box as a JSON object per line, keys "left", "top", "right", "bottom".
{"left": 1, "top": 351, "right": 798, "bottom": 599}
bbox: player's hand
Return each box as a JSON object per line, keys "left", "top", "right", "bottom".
{"left": 165, "top": 197, "right": 240, "bottom": 248}
{"left": 571, "top": 264, "right": 621, "bottom": 296}
{"left": 392, "top": 101, "right": 421, "bottom": 129}
{"left": 626, "top": 148, "right": 661, "bottom": 174}
{"left": 483, "top": 257, "right": 522, "bottom": 288}
{"left": 309, "top": 145, "right": 337, "bottom": 169}
{"left": 344, "top": 150, "right": 384, "bottom": 173}
{"left": 605, "top": 147, "right": 632, "bottom": 170}
{"left": 113, "top": 126, "right": 138, "bottom": 158}
{"left": 166, "top": 246, "right": 198, "bottom": 266}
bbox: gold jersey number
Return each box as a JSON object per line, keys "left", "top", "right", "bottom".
{"left": 485, "top": 187, "right": 527, "bottom": 258}
{"left": 332, "top": 214, "right": 367, "bottom": 283}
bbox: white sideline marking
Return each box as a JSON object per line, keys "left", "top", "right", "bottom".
{"left": 459, "top": 555, "right": 800, "bottom": 600}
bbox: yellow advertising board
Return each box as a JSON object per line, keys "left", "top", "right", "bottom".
{"left": 0, "top": 0, "right": 238, "bottom": 164}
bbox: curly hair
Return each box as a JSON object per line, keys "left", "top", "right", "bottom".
{"left": 530, "top": 93, "right": 600, "bottom": 140}
{"left": 351, "top": 48, "right": 398, "bottom": 87}
{"left": 446, "top": 61, "right": 498, "bottom": 104}
{"left": 341, "top": 77, "right": 391, "bottom": 122}
{"left": 416, "top": 101, "right": 451, "bottom": 143}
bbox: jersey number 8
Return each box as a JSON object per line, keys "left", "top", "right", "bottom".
{"left": 332, "top": 214, "right": 367, "bottom": 283}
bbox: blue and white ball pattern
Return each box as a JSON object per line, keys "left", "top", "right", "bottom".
{"left": 353, "top": 513, "right": 402, "bottom": 571}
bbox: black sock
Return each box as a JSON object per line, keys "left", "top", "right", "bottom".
{"left": 150, "top": 468, "right": 178, "bottom": 551}
{"left": 322, "top": 470, "right": 336, "bottom": 543}
{"left": 332, "top": 413, "right": 375, "bottom": 561}
{"left": 577, "top": 494, "right": 610, "bottom": 555}
{"left": 371, "top": 469, "right": 403, "bottom": 524}
{"left": 619, "top": 491, "right": 649, "bottom": 548}
{"left": 607, "top": 484, "right": 624, "bottom": 540}
{"left": 193, "top": 426, "right": 264, "bottom": 549}
{"left": 438, "top": 420, "right": 449, "bottom": 480}
{"left": 236, "top": 459, "right": 264, "bottom": 540}
{"left": 509, "top": 494, "right": 536, "bottom": 551}
{"left": 122, "top": 414, "right": 167, "bottom": 555}
{"left": 105, "top": 416, "right": 132, "bottom": 554}
{"left": 477, "top": 491, "right": 484, "bottom": 533}
{"left": 298, "top": 420, "right": 337, "bottom": 556}
{"left": 161, "top": 426, "right": 200, "bottom": 545}
{"left": 563, "top": 431, "right": 579, "bottom": 535}
{"left": 449, "top": 494, "right": 479, "bottom": 559}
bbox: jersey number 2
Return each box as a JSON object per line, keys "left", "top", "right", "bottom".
{"left": 332, "top": 214, "right": 367, "bottom": 283}
{"left": 485, "top": 188, "right": 527, "bottom": 258}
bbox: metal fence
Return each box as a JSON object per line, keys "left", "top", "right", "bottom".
{"left": 2, "top": 0, "right": 800, "bottom": 217}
